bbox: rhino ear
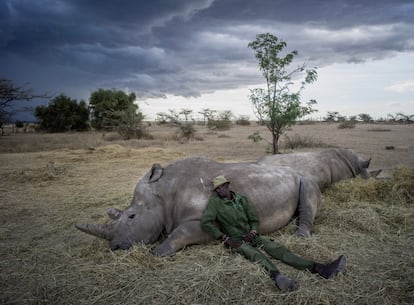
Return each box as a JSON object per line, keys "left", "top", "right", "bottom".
{"left": 146, "top": 163, "right": 163, "bottom": 183}
{"left": 360, "top": 158, "right": 371, "bottom": 169}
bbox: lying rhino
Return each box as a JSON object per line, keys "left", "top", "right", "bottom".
{"left": 76, "top": 149, "right": 371, "bottom": 256}
{"left": 258, "top": 148, "right": 373, "bottom": 192}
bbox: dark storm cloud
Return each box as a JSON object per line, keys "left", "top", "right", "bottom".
{"left": 1, "top": 0, "right": 413, "bottom": 101}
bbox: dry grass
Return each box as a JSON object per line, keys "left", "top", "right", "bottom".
{"left": 1, "top": 123, "right": 413, "bottom": 304}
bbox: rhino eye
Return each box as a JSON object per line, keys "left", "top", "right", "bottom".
{"left": 128, "top": 214, "right": 136, "bottom": 219}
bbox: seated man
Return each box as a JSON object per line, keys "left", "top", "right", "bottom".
{"left": 201, "top": 175, "right": 346, "bottom": 291}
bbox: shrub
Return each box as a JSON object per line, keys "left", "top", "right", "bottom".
{"left": 117, "top": 126, "right": 153, "bottom": 140}
{"left": 15, "top": 120, "right": 24, "bottom": 128}
{"left": 176, "top": 123, "right": 197, "bottom": 140}
{"left": 235, "top": 116, "right": 250, "bottom": 126}
{"left": 207, "top": 119, "right": 231, "bottom": 131}
{"left": 113, "top": 106, "right": 152, "bottom": 140}
{"left": 284, "top": 134, "right": 327, "bottom": 149}
{"left": 338, "top": 120, "right": 356, "bottom": 129}
{"left": 248, "top": 131, "right": 262, "bottom": 143}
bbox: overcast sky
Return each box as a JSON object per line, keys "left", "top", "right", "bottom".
{"left": 2, "top": 0, "right": 414, "bottom": 120}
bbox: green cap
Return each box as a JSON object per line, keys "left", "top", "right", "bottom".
{"left": 212, "top": 175, "right": 229, "bottom": 190}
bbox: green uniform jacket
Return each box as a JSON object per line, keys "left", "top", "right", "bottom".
{"left": 201, "top": 191, "right": 259, "bottom": 241}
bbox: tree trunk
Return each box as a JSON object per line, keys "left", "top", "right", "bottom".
{"left": 272, "top": 133, "right": 279, "bottom": 154}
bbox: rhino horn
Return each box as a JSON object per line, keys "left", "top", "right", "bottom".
{"left": 75, "top": 223, "right": 113, "bottom": 240}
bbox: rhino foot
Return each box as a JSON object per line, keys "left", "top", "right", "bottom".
{"left": 151, "top": 242, "right": 175, "bottom": 256}
{"left": 295, "top": 228, "right": 311, "bottom": 238}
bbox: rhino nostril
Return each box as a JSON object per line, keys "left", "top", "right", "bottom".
{"left": 111, "top": 242, "right": 132, "bottom": 250}
{"left": 111, "top": 244, "right": 120, "bottom": 251}
{"left": 128, "top": 214, "right": 136, "bottom": 219}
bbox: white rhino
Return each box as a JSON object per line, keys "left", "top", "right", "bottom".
{"left": 76, "top": 149, "right": 371, "bottom": 256}
{"left": 258, "top": 148, "right": 372, "bottom": 192}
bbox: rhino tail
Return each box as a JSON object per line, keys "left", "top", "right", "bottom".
{"left": 75, "top": 223, "right": 113, "bottom": 240}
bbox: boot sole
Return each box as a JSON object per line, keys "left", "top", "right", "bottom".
{"left": 331, "top": 255, "right": 346, "bottom": 278}
{"left": 275, "top": 275, "right": 299, "bottom": 291}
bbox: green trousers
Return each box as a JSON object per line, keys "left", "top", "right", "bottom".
{"left": 233, "top": 236, "right": 315, "bottom": 274}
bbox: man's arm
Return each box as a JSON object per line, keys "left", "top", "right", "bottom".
{"left": 241, "top": 196, "right": 259, "bottom": 232}
{"left": 200, "top": 199, "right": 225, "bottom": 240}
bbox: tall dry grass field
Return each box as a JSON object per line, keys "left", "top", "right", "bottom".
{"left": 0, "top": 122, "right": 413, "bottom": 304}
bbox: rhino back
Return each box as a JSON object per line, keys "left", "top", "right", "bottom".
{"left": 259, "top": 149, "right": 359, "bottom": 191}
{"left": 153, "top": 157, "right": 300, "bottom": 233}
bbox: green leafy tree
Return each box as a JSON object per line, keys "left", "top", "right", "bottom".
{"left": 89, "top": 89, "right": 137, "bottom": 130}
{"left": 109, "top": 105, "right": 150, "bottom": 140}
{"left": 248, "top": 33, "right": 317, "bottom": 154}
{"left": 35, "top": 94, "right": 89, "bottom": 132}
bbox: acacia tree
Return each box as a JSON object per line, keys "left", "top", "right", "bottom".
{"left": 358, "top": 113, "right": 373, "bottom": 123}
{"left": 179, "top": 108, "right": 193, "bottom": 121}
{"left": 198, "top": 108, "right": 217, "bottom": 125}
{"left": 248, "top": 33, "right": 318, "bottom": 154}
{"left": 325, "top": 111, "right": 346, "bottom": 122}
{"left": 0, "top": 78, "right": 48, "bottom": 134}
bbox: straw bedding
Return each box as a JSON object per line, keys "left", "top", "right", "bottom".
{"left": 0, "top": 148, "right": 413, "bottom": 305}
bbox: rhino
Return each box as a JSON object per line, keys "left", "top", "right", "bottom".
{"left": 258, "top": 148, "right": 373, "bottom": 192}
{"left": 76, "top": 149, "right": 371, "bottom": 256}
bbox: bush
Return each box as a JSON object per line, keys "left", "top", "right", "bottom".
{"left": 117, "top": 126, "right": 153, "bottom": 140}
{"left": 284, "top": 134, "right": 327, "bottom": 149}
{"left": 112, "top": 106, "right": 151, "bottom": 140}
{"left": 207, "top": 119, "right": 232, "bottom": 131}
{"left": 248, "top": 131, "right": 262, "bottom": 143}
{"left": 15, "top": 120, "right": 24, "bottom": 128}
{"left": 338, "top": 120, "right": 356, "bottom": 129}
{"left": 176, "top": 123, "right": 197, "bottom": 140}
{"left": 235, "top": 116, "right": 250, "bottom": 126}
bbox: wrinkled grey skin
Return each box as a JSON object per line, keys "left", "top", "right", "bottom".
{"left": 258, "top": 148, "right": 372, "bottom": 192}
{"left": 76, "top": 149, "right": 371, "bottom": 256}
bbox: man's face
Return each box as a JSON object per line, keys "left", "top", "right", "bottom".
{"left": 215, "top": 182, "right": 230, "bottom": 198}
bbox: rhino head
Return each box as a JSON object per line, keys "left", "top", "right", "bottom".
{"left": 338, "top": 148, "right": 372, "bottom": 179}
{"left": 76, "top": 164, "right": 165, "bottom": 250}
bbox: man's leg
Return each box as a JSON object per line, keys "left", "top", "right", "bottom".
{"left": 234, "top": 243, "right": 298, "bottom": 291}
{"left": 234, "top": 242, "right": 279, "bottom": 273}
{"left": 254, "top": 236, "right": 315, "bottom": 271}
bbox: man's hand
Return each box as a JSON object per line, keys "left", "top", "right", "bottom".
{"left": 222, "top": 235, "right": 242, "bottom": 248}
{"left": 242, "top": 230, "right": 257, "bottom": 243}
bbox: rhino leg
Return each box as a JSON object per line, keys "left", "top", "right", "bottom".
{"left": 295, "top": 178, "right": 321, "bottom": 237}
{"left": 152, "top": 220, "right": 212, "bottom": 256}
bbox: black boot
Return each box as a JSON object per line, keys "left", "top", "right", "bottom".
{"left": 313, "top": 255, "right": 346, "bottom": 279}
{"left": 270, "top": 271, "right": 298, "bottom": 291}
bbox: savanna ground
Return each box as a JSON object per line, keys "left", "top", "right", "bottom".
{"left": 0, "top": 122, "right": 413, "bottom": 305}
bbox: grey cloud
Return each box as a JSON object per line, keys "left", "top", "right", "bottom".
{"left": 1, "top": 0, "right": 414, "bottom": 104}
